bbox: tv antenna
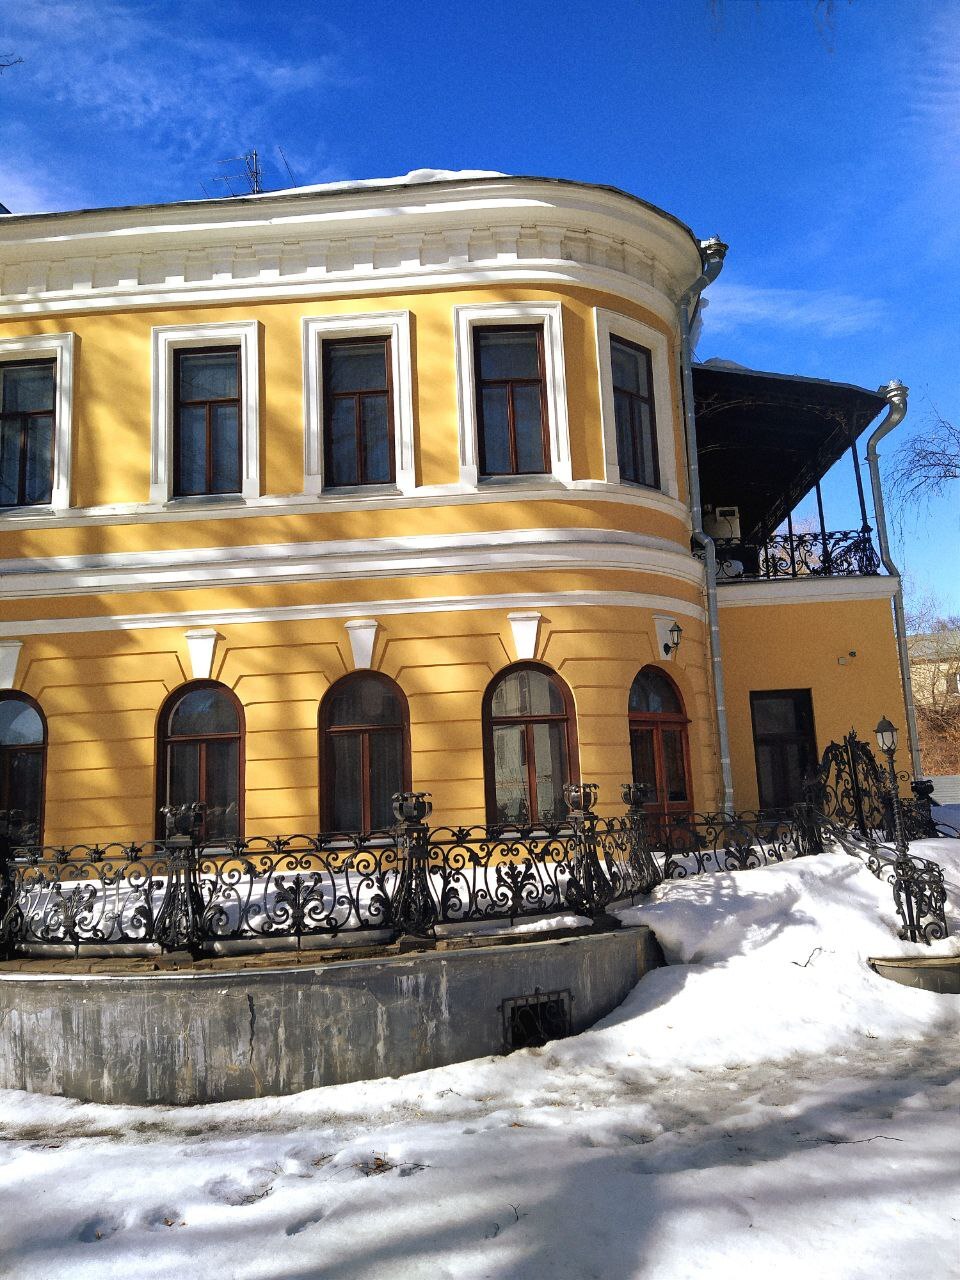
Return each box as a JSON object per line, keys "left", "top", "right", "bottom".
{"left": 214, "top": 148, "right": 264, "bottom": 196}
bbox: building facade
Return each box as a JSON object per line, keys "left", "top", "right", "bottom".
{"left": 0, "top": 171, "right": 909, "bottom": 845}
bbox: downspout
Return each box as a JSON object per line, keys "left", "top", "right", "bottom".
{"left": 865, "top": 381, "right": 922, "bottom": 776}
{"left": 678, "top": 236, "right": 734, "bottom": 812}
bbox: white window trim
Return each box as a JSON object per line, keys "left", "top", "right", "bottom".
{"left": 302, "top": 311, "right": 415, "bottom": 497}
{"left": 151, "top": 320, "right": 261, "bottom": 505}
{"left": 453, "top": 302, "right": 571, "bottom": 489}
{"left": 0, "top": 332, "right": 75, "bottom": 511}
{"left": 594, "top": 308, "right": 679, "bottom": 500}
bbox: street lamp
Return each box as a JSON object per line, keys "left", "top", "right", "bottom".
{"left": 875, "top": 716, "right": 898, "bottom": 756}
{"left": 875, "top": 716, "right": 907, "bottom": 858}
{"left": 664, "top": 621, "right": 683, "bottom": 657}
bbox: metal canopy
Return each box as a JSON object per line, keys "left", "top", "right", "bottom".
{"left": 693, "top": 360, "right": 887, "bottom": 542}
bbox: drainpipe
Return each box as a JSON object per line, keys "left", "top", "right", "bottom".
{"left": 865, "top": 381, "right": 922, "bottom": 776}
{"left": 678, "top": 236, "right": 734, "bottom": 813}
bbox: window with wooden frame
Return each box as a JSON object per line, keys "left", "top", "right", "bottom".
{"left": 322, "top": 336, "right": 395, "bottom": 488}
{"left": 156, "top": 681, "right": 243, "bottom": 842}
{"left": 0, "top": 360, "right": 56, "bottom": 508}
{"left": 628, "top": 667, "right": 692, "bottom": 830}
{"left": 0, "top": 692, "right": 46, "bottom": 844}
{"left": 320, "top": 672, "right": 410, "bottom": 833}
{"left": 483, "top": 664, "right": 578, "bottom": 826}
{"left": 173, "top": 347, "right": 242, "bottom": 497}
{"left": 611, "top": 335, "right": 659, "bottom": 488}
{"left": 474, "top": 326, "right": 550, "bottom": 477}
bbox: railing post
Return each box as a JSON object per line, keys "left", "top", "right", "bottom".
{"left": 908, "top": 778, "right": 938, "bottom": 838}
{"left": 0, "top": 810, "right": 19, "bottom": 959}
{"left": 392, "top": 791, "right": 436, "bottom": 945}
{"left": 621, "top": 783, "right": 661, "bottom": 891}
{"left": 156, "top": 803, "right": 205, "bottom": 956}
{"left": 564, "top": 782, "right": 616, "bottom": 921}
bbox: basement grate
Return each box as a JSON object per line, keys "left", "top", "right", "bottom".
{"left": 501, "top": 988, "right": 572, "bottom": 1051}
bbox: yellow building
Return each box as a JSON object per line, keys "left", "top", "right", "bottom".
{"left": 0, "top": 171, "right": 913, "bottom": 846}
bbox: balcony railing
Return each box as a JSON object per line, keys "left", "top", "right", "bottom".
{"left": 712, "top": 529, "right": 882, "bottom": 581}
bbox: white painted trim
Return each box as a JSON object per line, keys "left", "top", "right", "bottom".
{"left": 0, "top": 641, "right": 22, "bottom": 687}
{"left": 717, "top": 575, "right": 898, "bottom": 608}
{"left": 0, "top": 477, "right": 692, "bottom": 532}
{"left": 594, "top": 308, "right": 679, "bottom": 500}
{"left": 0, "top": 589, "right": 707, "bottom": 638}
{"left": 344, "top": 618, "right": 379, "bottom": 669}
{"left": 150, "top": 321, "right": 261, "bottom": 504}
{"left": 453, "top": 302, "right": 571, "bottom": 487}
{"left": 302, "top": 311, "right": 415, "bottom": 496}
{"left": 508, "top": 611, "right": 542, "bottom": 660}
{"left": 0, "top": 332, "right": 74, "bottom": 510}
{"left": 0, "top": 527, "right": 704, "bottom": 599}
{"left": 184, "top": 627, "right": 218, "bottom": 680}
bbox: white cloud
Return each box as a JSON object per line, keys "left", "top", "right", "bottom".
{"left": 702, "top": 283, "right": 886, "bottom": 339}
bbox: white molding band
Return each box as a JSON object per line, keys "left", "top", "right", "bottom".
{"left": 594, "top": 307, "right": 679, "bottom": 500}
{"left": 0, "top": 641, "right": 22, "bottom": 687}
{"left": 0, "top": 527, "right": 704, "bottom": 599}
{"left": 0, "top": 590, "right": 707, "bottom": 638}
{"left": 453, "top": 301, "right": 571, "bottom": 488}
{"left": 344, "top": 618, "right": 379, "bottom": 669}
{"left": 150, "top": 320, "right": 261, "bottom": 504}
{"left": 302, "top": 311, "right": 416, "bottom": 496}
{"left": 0, "top": 332, "right": 74, "bottom": 511}
{"left": 717, "top": 575, "right": 898, "bottom": 608}
{"left": 184, "top": 627, "right": 219, "bottom": 680}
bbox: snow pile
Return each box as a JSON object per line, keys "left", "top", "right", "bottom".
{"left": 254, "top": 168, "right": 508, "bottom": 200}
{"left": 0, "top": 846, "right": 957, "bottom": 1278}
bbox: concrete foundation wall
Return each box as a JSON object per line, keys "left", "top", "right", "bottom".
{"left": 0, "top": 927, "right": 661, "bottom": 1105}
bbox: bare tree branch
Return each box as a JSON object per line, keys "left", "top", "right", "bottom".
{"left": 891, "top": 404, "right": 960, "bottom": 513}
{"left": 0, "top": 54, "right": 24, "bottom": 74}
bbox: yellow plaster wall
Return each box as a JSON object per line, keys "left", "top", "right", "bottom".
{"left": 719, "top": 594, "right": 905, "bottom": 810}
{"left": 15, "top": 605, "right": 717, "bottom": 845}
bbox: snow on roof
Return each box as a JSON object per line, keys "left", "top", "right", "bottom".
{"left": 251, "top": 168, "right": 509, "bottom": 200}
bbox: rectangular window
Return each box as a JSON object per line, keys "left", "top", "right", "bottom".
{"left": 611, "top": 335, "right": 659, "bottom": 488}
{"left": 0, "top": 360, "right": 56, "bottom": 507}
{"left": 750, "top": 689, "right": 817, "bottom": 810}
{"left": 173, "top": 348, "right": 241, "bottom": 497}
{"left": 474, "top": 326, "right": 548, "bottom": 477}
{"left": 322, "top": 336, "right": 394, "bottom": 488}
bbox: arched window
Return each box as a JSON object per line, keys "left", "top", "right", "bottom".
{"left": 628, "top": 667, "right": 692, "bottom": 827}
{"left": 157, "top": 681, "right": 243, "bottom": 841}
{"left": 483, "top": 664, "right": 578, "bottom": 826}
{"left": 0, "top": 692, "right": 46, "bottom": 844}
{"left": 320, "top": 673, "right": 409, "bottom": 832}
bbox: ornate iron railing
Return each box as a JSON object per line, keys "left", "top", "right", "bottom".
{"left": 713, "top": 529, "right": 882, "bottom": 581}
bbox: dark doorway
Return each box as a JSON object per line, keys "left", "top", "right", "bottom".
{"left": 750, "top": 689, "right": 817, "bottom": 810}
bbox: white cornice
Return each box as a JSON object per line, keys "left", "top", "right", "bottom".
{"left": 0, "top": 479, "right": 692, "bottom": 531}
{"left": 0, "top": 527, "right": 704, "bottom": 599}
{"left": 0, "top": 588, "right": 707, "bottom": 638}
{"left": 0, "top": 178, "right": 702, "bottom": 321}
{"left": 717, "top": 575, "right": 897, "bottom": 608}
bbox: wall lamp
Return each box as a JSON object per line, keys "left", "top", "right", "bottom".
{"left": 664, "top": 622, "right": 683, "bottom": 657}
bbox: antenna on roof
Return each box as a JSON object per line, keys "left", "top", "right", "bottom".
{"left": 213, "top": 148, "right": 264, "bottom": 196}
{"left": 277, "top": 145, "right": 299, "bottom": 187}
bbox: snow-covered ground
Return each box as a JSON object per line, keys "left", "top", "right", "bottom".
{"left": 0, "top": 844, "right": 957, "bottom": 1279}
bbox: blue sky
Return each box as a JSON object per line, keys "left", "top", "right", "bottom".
{"left": 1, "top": 0, "right": 957, "bottom": 612}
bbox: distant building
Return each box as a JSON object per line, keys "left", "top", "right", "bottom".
{"left": 0, "top": 170, "right": 912, "bottom": 844}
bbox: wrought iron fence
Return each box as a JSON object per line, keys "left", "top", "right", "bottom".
{"left": 714, "top": 529, "right": 882, "bottom": 582}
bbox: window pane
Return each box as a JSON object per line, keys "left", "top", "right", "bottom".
{"left": 614, "top": 390, "right": 637, "bottom": 482}
{"left": 512, "top": 385, "right": 546, "bottom": 472}
{"left": 492, "top": 723, "right": 530, "bottom": 824}
{"left": 630, "top": 728, "right": 660, "bottom": 802}
{"left": 179, "top": 351, "right": 238, "bottom": 401}
{"left": 368, "top": 728, "right": 403, "bottom": 829}
{"left": 360, "top": 393, "right": 391, "bottom": 483}
{"left": 479, "top": 386, "right": 510, "bottom": 474}
{"left": 329, "top": 732, "right": 362, "bottom": 831}
{"left": 24, "top": 415, "right": 54, "bottom": 504}
{"left": 328, "top": 398, "right": 358, "bottom": 487}
{"left": 476, "top": 329, "right": 540, "bottom": 381}
{"left": 531, "top": 721, "right": 568, "bottom": 823}
{"left": 167, "top": 740, "right": 200, "bottom": 807}
{"left": 637, "top": 402, "right": 657, "bottom": 486}
{"left": 1, "top": 363, "right": 55, "bottom": 413}
{"left": 326, "top": 340, "right": 387, "bottom": 393}
{"left": 7, "top": 750, "right": 43, "bottom": 838}
{"left": 168, "top": 687, "right": 239, "bottom": 737}
{"left": 0, "top": 418, "right": 20, "bottom": 505}
{"left": 204, "top": 738, "right": 239, "bottom": 840}
{"left": 0, "top": 700, "right": 44, "bottom": 746}
{"left": 177, "top": 404, "right": 207, "bottom": 494}
{"left": 611, "top": 339, "right": 648, "bottom": 397}
{"left": 491, "top": 669, "right": 564, "bottom": 717}
{"left": 662, "top": 729, "right": 688, "bottom": 801}
{"left": 629, "top": 670, "right": 682, "bottom": 715}
{"left": 752, "top": 695, "right": 802, "bottom": 736}
{"left": 326, "top": 677, "right": 402, "bottom": 728}
{"left": 210, "top": 403, "right": 240, "bottom": 493}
